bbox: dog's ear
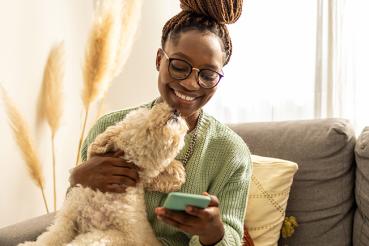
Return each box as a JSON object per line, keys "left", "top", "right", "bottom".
{"left": 88, "top": 125, "right": 119, "bottom": 157}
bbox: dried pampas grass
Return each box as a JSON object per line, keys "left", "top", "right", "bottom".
{"left": 37, "top": 42, "right": 65, "bottom": 211}
{"left": 82, "top": 2, "right": 120, "bottom": 109}
{"left": 94, "top": 0, "right": 143, "bottom": 119}
{"left": 111, "top": 0, "right": 143, "bottom": 78}
{"left": 37, "top": 42, "right": 64, "bottom": 135}
{"left": 0, "top": 85, "right": 49, "bottom": 213}
{"left": 75, "top": 0, "right": 143, "bottom": 165}
{"left": 75, "top": 1, "right": 121, "bottom": 165}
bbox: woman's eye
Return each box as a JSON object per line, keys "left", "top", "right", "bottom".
{"left": 170, "top": 60, "right": 190, "bottom": 72}
{"left": 200, "top": 70, "right": 218, "bottom": 80}
{"left": 171, "top": 65, "right": 188, "bottom": 72}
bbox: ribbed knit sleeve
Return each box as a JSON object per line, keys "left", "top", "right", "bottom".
{"left": 188, "top": 118, "right": 252, "bottom": 246}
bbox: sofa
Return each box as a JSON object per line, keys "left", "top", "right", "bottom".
{"left": 1, "top": 118, "right": 368, "bottom": 245}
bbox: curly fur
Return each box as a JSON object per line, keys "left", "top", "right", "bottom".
{"left": 19, "top": 102, "right": 188, "bottom": 246}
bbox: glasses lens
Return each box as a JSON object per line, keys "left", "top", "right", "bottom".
{"left": 169, "top": 59, "right": 191, "bottom": 80}
{"left": 199, "top": 69, "right": 220, "bottom": 88}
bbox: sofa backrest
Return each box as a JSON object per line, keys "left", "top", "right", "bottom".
{"left": 229, "top": 118, "right": 356, "bottom": 246}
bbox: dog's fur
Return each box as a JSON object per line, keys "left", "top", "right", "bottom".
{"left": 19, "top": 102, "right": 188, "bottom": 246}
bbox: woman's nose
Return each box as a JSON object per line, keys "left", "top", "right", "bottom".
{"left": 179, "top": 69, "right": 200, "bottom": 91}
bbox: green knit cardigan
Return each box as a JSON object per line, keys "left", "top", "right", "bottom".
{"left": 81, "top": 102, "right": 252, "bottom": 246}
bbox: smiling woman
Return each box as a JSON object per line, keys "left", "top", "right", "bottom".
{"left": 156, "top": 30, "right": 224, "bottom": 129}
{"left": 68, "top": 0, "right": 252, "bottom": 245}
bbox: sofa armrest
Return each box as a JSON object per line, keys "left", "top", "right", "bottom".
{"left": 0, "top": 213, "right": 55, "bottom": 246}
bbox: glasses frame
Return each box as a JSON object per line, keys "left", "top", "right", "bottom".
{"left": 161, "top": 49, "right": 224, "bottom": 89}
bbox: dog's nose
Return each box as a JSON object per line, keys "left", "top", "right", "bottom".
{"left": 169, "top": 109, "right": 180, "bottom": 123}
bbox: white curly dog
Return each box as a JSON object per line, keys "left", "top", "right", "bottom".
{"left": 19, "top": 102, "right": 188, "bottom": 246}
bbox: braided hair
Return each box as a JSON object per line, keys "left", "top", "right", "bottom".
{"left": 161, "top": 0, "right": 243, "bottom": 65}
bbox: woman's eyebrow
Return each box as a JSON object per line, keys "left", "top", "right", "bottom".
{"left": 170, "top": 52, "right": 221, "bottom": 71}
{"left": 170, "top": 51, "right": 190, "bottom": 59}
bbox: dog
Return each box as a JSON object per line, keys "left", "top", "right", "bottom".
{"left": 19, "top": 102, "right": 188, "bottom": 246}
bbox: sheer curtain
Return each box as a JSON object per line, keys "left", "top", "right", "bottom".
{"left": 314, "top": 0, "right": 369, "bottom": 133}
{"left": 205, "top": 0, "right": 369, "bottom": 134}
{"left": 351, "top": 0, "right": 369, "bottom": 133}
{"left": 205, "top": 0, "right": 317, "bottom": 123}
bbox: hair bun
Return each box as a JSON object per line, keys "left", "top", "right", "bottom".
{"left": 180, "top": 0, "right": 243, "bottom": 24}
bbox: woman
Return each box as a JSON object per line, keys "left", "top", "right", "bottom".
{"left": 70, "top": 0, "right": 252, "bottom": 245}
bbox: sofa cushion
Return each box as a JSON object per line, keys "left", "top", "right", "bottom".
{"left": 229, "top": 119, "right": 356, "bottom": 246}
{"left": 354, "top": 126, "right": 369, "bottom": 245}
{"left": 0, "top": 212, "right": 54, "bottom": 246}
{"left": 245, "top": 155, "right": 298, "bottom": 245}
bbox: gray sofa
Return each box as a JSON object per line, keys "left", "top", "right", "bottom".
{"left": 1, "top": 118, "right": 368, "bottom": 246}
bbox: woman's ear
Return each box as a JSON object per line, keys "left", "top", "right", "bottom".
{"left": 156, "top": 48, "right": 163, "bottom": 71}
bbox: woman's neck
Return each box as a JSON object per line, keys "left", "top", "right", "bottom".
{"left": 184, "top": 111, "right": 200, "bottom": 132}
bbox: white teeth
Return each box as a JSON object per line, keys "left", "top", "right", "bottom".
{"left": 174, "top": 90, "right": 195, "bottom": 101}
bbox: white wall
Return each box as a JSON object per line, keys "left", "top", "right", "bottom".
{"left": 0, "top": 0, "right": 180, "bottom": 227}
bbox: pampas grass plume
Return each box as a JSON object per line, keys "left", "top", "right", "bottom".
{"left": 94, "top": 0, "right": 143, "bottom": 122}
{"left": 0, "top": 85, "right": 49, "bottom": 213}
{"left": 82, "top": 3, "right": 119, "bottom": 109}
{"left": 37, "top": 42, "right": 65, "bottom": 211}
{"left": 111, "top": 0, "right": 143, "bottom": 78}
{"left": 76, "top": 1, "right": 120, "bottom": 165}
{"left": 37, "top": 42, "right": 64, "bottom": 136}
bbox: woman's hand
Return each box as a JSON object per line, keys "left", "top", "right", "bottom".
{"left": 155, "top": 193, "right": 225, "bottom": 245}
{"left": 69, "top": 151, "right": 140, "bottom": 193}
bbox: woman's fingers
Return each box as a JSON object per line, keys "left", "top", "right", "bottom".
{"left": 70, "top": 150, "right": 141, "bottom": 194}
{"left": 202, "top": 192, "right": 219, "bottom": 207}
{"left": 106, "top": 183, "right": 128, "bottom": 193}
{"left": 109, "top": 174, "right": 138, "bottom": 187}
{"left": 111, "top": 159, "right": 142, "bottom": 171}
{"left": 111, "top": 166, "right": 140, "bottom": 181}
{"left": 156, "top": 208, "right": 196, "bottom": 233}
{"left": 155, "top": 193, "right": 224, "bottom": 243}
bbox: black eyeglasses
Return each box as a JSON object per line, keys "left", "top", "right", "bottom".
{"left": 161, "top": 49, "right": 224, "bottom": 89}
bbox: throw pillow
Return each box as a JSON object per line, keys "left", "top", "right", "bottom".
{"left": 244, "top": 155, "right": 298, "bottom": 246}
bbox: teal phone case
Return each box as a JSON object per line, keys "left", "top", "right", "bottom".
{"left": 163, "top": 192, "right": 211, "bottom": 211}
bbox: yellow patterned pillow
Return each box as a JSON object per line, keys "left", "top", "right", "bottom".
{"left": 245, "top": 155, "right": 298, "bottom": 246}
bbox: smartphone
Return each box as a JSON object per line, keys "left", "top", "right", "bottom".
{"left": 163, "top": 192, "right": 211, "bottom": 211}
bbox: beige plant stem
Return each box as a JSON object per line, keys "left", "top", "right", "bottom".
{"left": 75, "top": 3, "right": 119, "bottom": 166}
{"left": 37, "top": 42, "right": 65, "bottom": 212}
{"left": 75, "top": 109, "right": 89, "bottom": 166}
{"left": 0, "top": 85, "right": 49, "bottom": 213}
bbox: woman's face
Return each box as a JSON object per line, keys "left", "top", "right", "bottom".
{"left": 156, "top": 30, "right": 224, "bottom": 119}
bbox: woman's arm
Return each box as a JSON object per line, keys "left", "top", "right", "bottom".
{"left": 69, "top": 151, "right": 140, "bottom": 193}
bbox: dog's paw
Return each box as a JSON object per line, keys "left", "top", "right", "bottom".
{"left": 146, "top": 160, "right": 186, "bottom": 192}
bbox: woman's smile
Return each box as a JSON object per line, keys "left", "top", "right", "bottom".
{"left": 173, "top": 90, "right": 196, "bottom": 101}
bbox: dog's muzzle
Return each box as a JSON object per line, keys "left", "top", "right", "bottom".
{"left": 169, "top": 109, "right": 180, "bottom": 123}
